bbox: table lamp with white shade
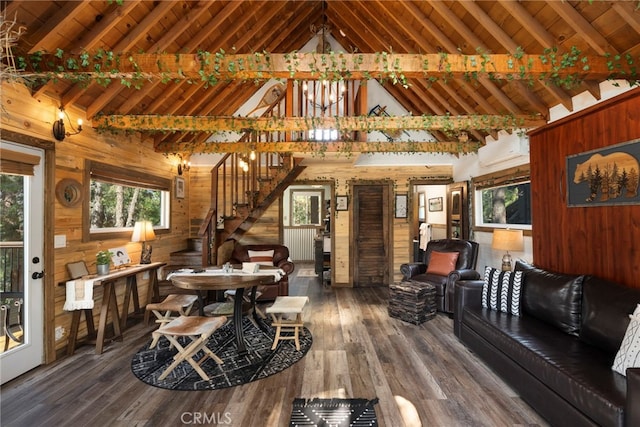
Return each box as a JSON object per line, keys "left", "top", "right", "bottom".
{"left": 131, "top": 221, "right": 156, "bottom": 264}
{"left": 492, "top": 229, "right": 524, "bottom": 271}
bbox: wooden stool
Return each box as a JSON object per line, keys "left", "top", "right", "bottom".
{"left": 266, "top": 296, "right": 309, "bottom": 351}
{"left": 152, "top": 316, "right": 227, "bottom": 381}
{"left": 145, "top": 294, "right": 198, "bottom": 348}
{"left": 146, "top": 294, "right": 198, "bottom": 324}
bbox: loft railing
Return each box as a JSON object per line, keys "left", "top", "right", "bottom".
{"left": 198, "top": 79, "right": 364, "bottom": 264}
{"left": 0, "top": 242, "right": 23, "bottom": 293}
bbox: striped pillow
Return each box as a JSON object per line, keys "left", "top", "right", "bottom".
{"left": 482, "top": 266, "right": 524, "bottom": 316}
{"left": 248, "top": 249, "right": 275, "bottom": 266}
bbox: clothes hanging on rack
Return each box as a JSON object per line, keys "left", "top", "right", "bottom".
{"left": 419, "top": 223, "right": 431, "bottom": 251}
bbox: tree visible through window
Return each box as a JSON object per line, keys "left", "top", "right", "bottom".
{"left": 291, "top": 191, "right": 322, "bottom": 226}
{"left": 90, "top": 181, "right": 162, "bottom": 228}
{"left": 480, "top": 182, "right": 531, "bottom": 226}
{"left": 86, "top": 161, "right": 170, "bottom": 237}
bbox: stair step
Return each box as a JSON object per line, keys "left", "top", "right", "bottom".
{"left": 187, "top": 237, "right": 203, "bottom": 251}
{"left": 170, "top": 250, "right": 202, "bottom": 265}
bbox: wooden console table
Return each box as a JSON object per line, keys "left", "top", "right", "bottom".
{"left": 64, "top": 262, "right": 165, "bottom": 355}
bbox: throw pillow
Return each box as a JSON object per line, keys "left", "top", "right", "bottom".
{"left": 612, "top": 304, "right": 640, "bottom": 376}
{"left": 482, "top": 266, "right": 524, "bottom": 316}
{"left": 248, "top": 249, "right": 275, "bottom": 266}
{"left": 426, "top": 251, "right": 459, "bottom": 276}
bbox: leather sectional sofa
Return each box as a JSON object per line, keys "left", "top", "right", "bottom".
{"left": 454, "top": 261, "right": 640, "bottom": 427}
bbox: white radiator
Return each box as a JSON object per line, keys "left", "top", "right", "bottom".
{"left": 284, "top": 228, "right": 317, "bottom": 261}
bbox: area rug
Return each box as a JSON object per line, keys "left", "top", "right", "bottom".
{"left": 289, "top": 398, "right": 379, "bottom": 426}
{"left": 297, "top": 268, "right": 318, "bottom": 277}
{"left": 131, "top": 317, "right": 312, "bottom": 390}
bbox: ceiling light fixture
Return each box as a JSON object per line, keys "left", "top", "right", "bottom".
{"left": 52, "top": 106, "right": 83, "bottom": 142}
{"left": 302, "top": 80, "right": 346, "bottom": 112}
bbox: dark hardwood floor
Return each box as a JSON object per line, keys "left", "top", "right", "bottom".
{"left": 1, "top": 264, "right": 547, "bottom": 426}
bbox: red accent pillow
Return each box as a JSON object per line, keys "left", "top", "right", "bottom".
{"left": 426, "top": 251, "right": 459, "bottom": 276}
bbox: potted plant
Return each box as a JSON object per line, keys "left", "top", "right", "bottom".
{"left": 96, "top": 250, "right": 113, "bottom": 275}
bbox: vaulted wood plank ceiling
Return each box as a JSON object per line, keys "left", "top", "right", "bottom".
{"left": 4, "top": 1, "right": 640, "bottom": 155}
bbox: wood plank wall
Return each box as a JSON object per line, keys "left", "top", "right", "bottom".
{"left": 188, "top": 158, "right": 453, "bottom": 287}
{"left": 528, "top": 88, "right": 640, "bottom": 288}
{"left": 1, "top": 83, "right": 191, "bottom": 358}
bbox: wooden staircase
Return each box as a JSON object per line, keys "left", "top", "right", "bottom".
{"left": 169, "top": 237, "right": 204, "bottom": 266}
{"left": 221, "top": 155, "right": 306, "bottom": 241}
{"left": 195, "top": 152, "right": 306, "bottom": 266}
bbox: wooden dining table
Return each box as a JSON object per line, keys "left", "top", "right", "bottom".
{"left": 170, "top": 269, "right": 280, "bottom": 354}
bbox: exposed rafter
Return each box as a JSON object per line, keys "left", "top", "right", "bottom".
{"left": 23, "top": 52, "right": 638, "bottom": 83}
{"left": 8, "top": 0, "right": 640, "bottom": 155}
{"left": 153, "top": 140, "right": 482, "bottom": 155}
{"left": 93, "top": 114, "right": 544, "bottom": 133}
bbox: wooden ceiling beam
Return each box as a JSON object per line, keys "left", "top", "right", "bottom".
{"left": 404, "top": 2, "right": 520, "bottom": 114}
{"left": 92, "top": 114, "right": 544, "bottom": 133}
{"left": 154, "top": 140, "right": 482, "bottom": 155}
{"left": 60, "top": 1, "right": 177, "bottom": 108}
{"left": 32, "top": 1, "right": 142, "bottom": 100}
{"left": 26, "top": 1, "right": 88, "bottom": 54}
{"left": 387, "top": 1, "right": 500, "bottom": 117}
{"left": 547, "top": 1, "right": 614, "bottom": 55}
{"left": 458, "top": 1, "right": 557, "bottom": 116}
{"left": 85, "top": 0, "right": 214, "bottom": 119}
{"left": 426, "top": 1, "right": 521, "bottom": 115}
{"left": 612, "top": 2, "right": 640, "bottom": 36}
{"left": 154, "top": 1, "right": 296, "bottom": 147}
{"left": 496, "top": 0, "right": 575, "bottom": 110}
{"left": 26, "top": 52, "right": 636, "bottom": 82}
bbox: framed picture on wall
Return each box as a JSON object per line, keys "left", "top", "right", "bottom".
{"left": 175, "top": 177, "right": 185, "bottom": 199}
{"left": 336, "top": 195, "right": 349, "bottom": 211}
{"left": 428, "top": 197, "right": 443, "bottom": 212}
{"left": 395, "top": 193, "right": 408, "bottom": 218}
{"left": 566, "top": 138, "right": 640, "bottom": 207}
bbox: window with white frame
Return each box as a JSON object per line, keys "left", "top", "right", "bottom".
{"left": 290, "top": 190, "right": 323, "bottom": 226}
{"left": 473, "top": 167, "right": 532, "bottom": 230}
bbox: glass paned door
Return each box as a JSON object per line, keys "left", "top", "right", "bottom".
{"left": 0, "top": 142, "right": 44, "bottom": 384}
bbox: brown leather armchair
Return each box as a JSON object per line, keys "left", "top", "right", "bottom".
{"left": 400, "top": 239, "right": 479, "bottom": 314}
{"left": 228, "top": 243, "right": 295, "bottom": 301}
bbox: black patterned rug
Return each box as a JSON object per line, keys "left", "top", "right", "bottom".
{"left": 289, "top": 398, "right": 379, "bottom": 426}
{"left": 131, "top": 317, "right": 312, "bottom": 390}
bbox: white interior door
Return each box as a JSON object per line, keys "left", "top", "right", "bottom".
{"left": 0, "top": 142, "right": 44, "bottom": 384}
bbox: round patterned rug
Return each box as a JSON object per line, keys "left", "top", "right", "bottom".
{"left": 131, "top": 316, "right": 312, "bottom": 390}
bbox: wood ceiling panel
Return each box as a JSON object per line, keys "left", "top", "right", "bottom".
{"left": 5, "top": 0, "right": 640, "bottom": 153}
{"left": 592, "top": 9, "right": 639, "bottom": 54}
{"left": 525, "top": 2, "right": 568, "bottom": 45}
{"left": 412, "top": 2, "right": 458, "bottom": 52}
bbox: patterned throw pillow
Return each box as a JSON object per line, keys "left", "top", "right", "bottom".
{"left": 482, "top": 266, "right": 524, "bottom": 316}
{"left": 612, "top": 304, "right": 640, "bottom": 376}
{"left": 248, "top": 249, "right": 275, "bottom": 266}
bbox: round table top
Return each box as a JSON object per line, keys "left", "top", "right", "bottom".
{"left": 171, "top": 272, "right": 276, "bottom": 291}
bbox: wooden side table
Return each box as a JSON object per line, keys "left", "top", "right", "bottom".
{"left": 64, "top": 262, "right": 165, "bottom": 355}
